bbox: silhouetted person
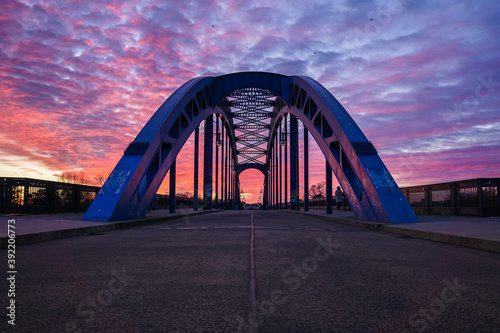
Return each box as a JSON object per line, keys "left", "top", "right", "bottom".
{"left": 335, "top": 186, "right": 343, "bottom": 210}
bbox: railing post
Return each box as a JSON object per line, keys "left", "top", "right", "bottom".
{"left": 425, "top": 185, "right": 431, "bottom": 214}
{"left": 73, "top": 184, "right": 79, "bottom": 213}
{"left": 478, "top": 178, "right": 484, "bottom": 216}
{"left": 0, "top": 178, "right": 4, "bottom": 215}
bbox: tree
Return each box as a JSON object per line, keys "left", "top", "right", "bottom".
{"left": 309, "top": 181, "right": 326, "bottom": 199}
{"left": 94, "top": 170, "right": 111, "bottom": 187}
{"left": 57, "top": 171, "right": 88, "bottom": 185}
{"left": 177, "top": 192, "right": 193, "bottom": 199}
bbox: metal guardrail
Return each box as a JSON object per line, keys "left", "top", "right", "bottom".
{"left": 285, "top": 178, "right": 500, "bottom": 217}
{"left": 1, "top": 177, "right": 498, "bottom": 216}
{"left": 400, "top": 178, "right": 499, "bottom": 217}
{"left": 0, "top": 178, "right": 195, "bottom": 215}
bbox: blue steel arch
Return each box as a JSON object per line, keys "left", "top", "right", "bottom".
{"left": 83, "top": 72, "right": 418, "bottom": 223}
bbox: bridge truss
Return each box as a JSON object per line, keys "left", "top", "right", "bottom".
{"left": 83, "top": 72, "right": 418, "bottom": 223}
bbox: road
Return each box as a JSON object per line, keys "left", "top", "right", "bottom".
{"left": 2, "top": 210, "right": 500, "bottom": 332}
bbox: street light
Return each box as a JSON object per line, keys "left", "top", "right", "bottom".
{"left": 280, "top": 132, "right": 287, "bottom": 146}
{"left": 216, "top": 133, "right": 222, "bottom": 147}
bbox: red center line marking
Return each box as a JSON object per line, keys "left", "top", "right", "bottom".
{"left": 250, "top": 211, "right": 258, "bottom": 333}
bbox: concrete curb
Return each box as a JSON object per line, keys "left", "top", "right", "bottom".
{"left": 382, "top": 225, "right": 500, "bottom": 254}
{"left": 286, "top": 210, "right": 500, "bottom": 254}
{"left": 0, "top": 210, "right": 221, "bottom": 249}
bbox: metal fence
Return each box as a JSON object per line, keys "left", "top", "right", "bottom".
{"left": 0, "top": 178, "right": 101, "bottom": 214}
{"left": 401, "top": 178, "right": 500, "bottom": 217}
{"left": 2, "top": 177, "right": 498, "bottom": 217}
{"left": 0, "top": 178, "right": 194, "bottom": 215}
{"left": 301, "top": 178, "right": 499, "bottom": 217}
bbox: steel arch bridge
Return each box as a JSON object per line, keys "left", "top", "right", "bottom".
{"left": 83, "top": 72, "right": 418, "bottom": 223}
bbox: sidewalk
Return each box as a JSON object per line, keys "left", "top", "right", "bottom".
{"left": 288, "top": 209, "right": 500, "bottom": 254}
{"left": 0, "top": 209, "right": 219, "bottom": 248}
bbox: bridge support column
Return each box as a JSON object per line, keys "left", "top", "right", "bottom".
{"left": 194, "top": 127, "right": 199, "bottom": 211}
{"left": 169, "top": 160, "right": 176, "bottom": 214}
{"left": 290, "top": 115, "right": 299, "bottom": 211}
{"left": 203, "top": 115, "right": 213, "bottom": 210}
{"left": 228, "top": 150, "right": 232, "bottom": 208}
{"left": 221, "top": 123, "right": 225, "bottom": 208}
{"left": 279, "top": 121, "right": 283, "bottom": 209}
{"left": 235, "top": 173, "right": 240, "bottom": 210}
{"left": 270, "top": 139, "right": 273, "bottom": 209}
{"left": 275, "top": 132, "right": 279, "bottom": 209}
{"left": 224, "top": 129, "right": 228, "bottom": 208}
{"left": 284, "top": 114, "right": 288, "bottom": 209}
{"left": 215, "top": 116, "right": 219, "bottom": 209}
{"left": 229, "top": 153, "right": 233, "bottom": 209}
{"left": 263, "top": 172, "right": 269, "bottom": 210}
{"left": 326, "top": 160, "right": 332, "bottom": 214}
{"left": 304, "top": 125, "right": 309, "bottom": 212}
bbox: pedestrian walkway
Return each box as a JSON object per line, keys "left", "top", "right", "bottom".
{"left": 290, "top": 209, "right": 500, "bottom": 254}
{"left": 1, "top": 209, "right": 499, "bottom": 253}
{"left": 0, "top": 209, "right": 219, "bottom": 248}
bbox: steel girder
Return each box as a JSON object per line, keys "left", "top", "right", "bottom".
{"left": 83, "top": 72, "right": 418, "bottom": 223}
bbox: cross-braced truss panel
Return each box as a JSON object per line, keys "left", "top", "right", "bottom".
{"left": 229, "top": 87, "right": 275, "bottom": 165}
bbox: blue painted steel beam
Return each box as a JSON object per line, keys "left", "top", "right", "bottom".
{"left": 289, "top": 115, "right": 299, "bottom": 211}
{"left": 204, "top": 116, "right": 213, "bottom": 210}
{"left": 215, "top": 117, "right": 219, "bottom": 209}
{"left": 304, "top": 125, "right": 309, "bottom": 212}
{"left": 284, "top": 114, "right": 288, "bottom": 209}
{"left": 275, "top": 131, "right": 279, "bottom": 209}
{"left": 326, "top": 161, "right": 333, "bottom": 214}
{"left": 193, "top": 127, "right": 199, "bottom": 211}
{"left": 169, "top": 160, "right": 176, "bottom": 213}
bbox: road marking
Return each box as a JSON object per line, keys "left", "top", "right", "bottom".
{"left": 155, "top": 226, "right": 341, "bottom": 231}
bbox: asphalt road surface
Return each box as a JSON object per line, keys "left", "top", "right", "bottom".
{"left": 2, "top": 210, "right": 500, "bottom": 332}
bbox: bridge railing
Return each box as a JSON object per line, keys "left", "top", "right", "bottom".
{"left": 400, "top": 178, "right": 499, "bottom": 217}
{"left": 2, "top": 177, "right": 498, "bottom": 217}
{"left": 0, "top": 178, "right": 101, "bottom": 215}
{"left": 285, "top": 178, "right": 500, "bottom": 217}
{"left": 0, "top": 177, "right": 194, "bottom": 215}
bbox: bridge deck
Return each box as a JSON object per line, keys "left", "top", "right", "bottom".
{"left": 1, "top": 209, "right": 499, "bottom": 251}
{"left": 2, "top": 210, "right": 499, "bottom": 332}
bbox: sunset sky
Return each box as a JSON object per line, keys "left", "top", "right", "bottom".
{"left": 1, "top": 0, "right": 499, "bottom": 203}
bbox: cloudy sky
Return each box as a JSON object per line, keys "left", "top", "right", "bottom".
{"left": 1, "top": 0, "right": 499, "bottom": 202}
